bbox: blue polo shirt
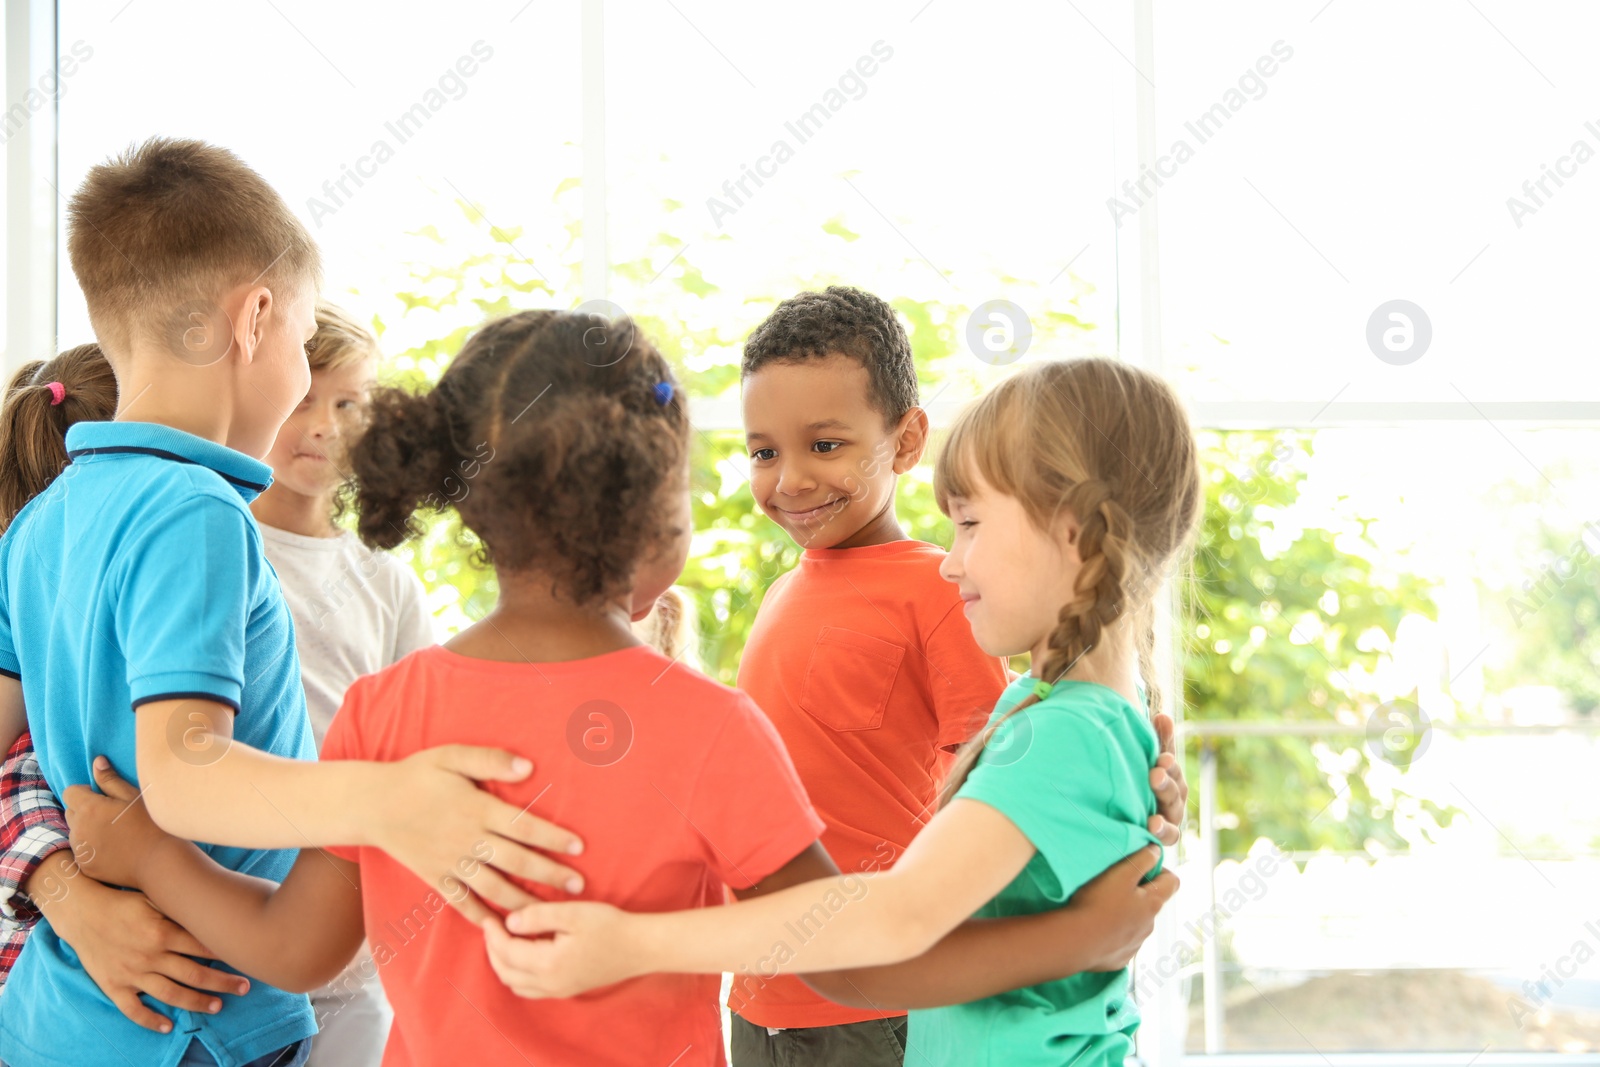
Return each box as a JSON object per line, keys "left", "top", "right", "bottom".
{"left": 0, "top": 422, "right": 317, "bottom": 1067}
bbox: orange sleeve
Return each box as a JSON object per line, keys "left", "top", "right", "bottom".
{"left": 924, "top": 599, "right": 1009, "bottom": 751}
{"left": 685, "top": 696, "right": 826, "bottom": 890}
{"left": 318, "top": 678, "right": 371, "bottom": 864}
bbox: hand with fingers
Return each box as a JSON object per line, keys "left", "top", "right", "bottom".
{"left": 41, "top": 757, "right": 249, "bottom": 1034}
{"left": 370, "top": 745, "right": 588, "bottom": 926}
{"left": 1071, "top": 845, "right": 1180, "bottom": 972}
{"left": 1147, "top": 713, "right": 1190, "bottom": 847}
{"left": 481, "top": 901, "right": 640, "bottom": 999}
{"left": 63, "top": 756, "right": 172, "bottom": 891}
{"left": 45, "top": 873, "right": 250, "bottom": 1033}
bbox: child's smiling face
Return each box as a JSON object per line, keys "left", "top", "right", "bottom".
{"left": 741, "top": 353, "right": 925, "bottom": 550}
{"left": 940, "top": 470, "right": 1082, "bottom": 665}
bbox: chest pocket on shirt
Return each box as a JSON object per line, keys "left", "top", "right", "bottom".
{"left": 799, "top": 626, "right": 906, "bottom": 732}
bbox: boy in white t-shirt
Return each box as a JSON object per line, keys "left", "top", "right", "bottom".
{"left": 247, "top": 302, "right": 435, "bottom": 1064}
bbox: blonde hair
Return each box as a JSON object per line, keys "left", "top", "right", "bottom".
{"left": 632, "top": 586, "right": 702, "bottom": 670}
{"left": 310, "top": 302, "right": 380, "bottom": 373}
{"left": 934, "top": 358, "right": 1202, "bottom": 803}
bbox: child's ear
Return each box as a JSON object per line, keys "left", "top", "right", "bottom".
{"left": 890, "top": 407, "right": 930, "bottom": 474}
{"left": 231, "top": 285, "right": 275, "bottom": 366}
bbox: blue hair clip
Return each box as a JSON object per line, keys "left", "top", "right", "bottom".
{"left": 653, "top": 381, "right": 675, "bottom": 406}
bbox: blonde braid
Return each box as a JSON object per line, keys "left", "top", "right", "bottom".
{"left": 938, "top": 484, "right": 1137, "bottom": 807}
{"left": 1037, "top": 482, "right": 1133, "bottom": 686}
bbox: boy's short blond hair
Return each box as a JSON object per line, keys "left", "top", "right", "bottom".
{"left": 310, "top": 302, "right": 380, "bottom": 373}
{"left": 66, "top": 137, "right": 322, "bottom": 358}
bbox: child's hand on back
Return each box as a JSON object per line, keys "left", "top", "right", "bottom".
{"left": 44, "top": 872, "right": 248, "bottom": 1033}
{"left": 482, "top": 901, "right": 640, "bottom": 998}
{"left": 1148, "top": 713, "right": 1189, "bottom": 846}
{"left": 63, "top": 756, "right": 177, "bottom": 890}
{"left": 372, "top": 745, "right": 588, "bottom": 925}
{"left": 1070, "top": 845, "right": 1179, "bottom": 971}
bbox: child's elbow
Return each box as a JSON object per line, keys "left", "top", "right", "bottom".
{"left": 138, "top": 780, "right": 190, "bottom": 838}
{"left": 892, "top": 913, "right": 944, "bottom": 962}
{"left": 887, "top": 880, "right": 956, "bottom": 963}
{"left": 862, "top": 895, "right": 943, "bottom": 965}
{"left": 134, "top": 743, "right": 201, "bottom": 837}
{"left": 265, "top": 950, "right": 350, "bottom": 995}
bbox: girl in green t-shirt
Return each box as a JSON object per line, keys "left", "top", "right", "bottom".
{"left": 483, "top": 356, "right": 1203, "bottom": 1066}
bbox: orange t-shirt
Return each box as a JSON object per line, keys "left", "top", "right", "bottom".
{"left": 322, "top": 644, "right": 825, "bottom": 1067}
{"left": 728, "top": 539, "right": 1010, "bottom": 1028}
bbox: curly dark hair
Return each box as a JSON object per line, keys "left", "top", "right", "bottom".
{"left": 349, "top": 309, "right": 689, "bottom": 605}
{"left": 741, "top": 285, "right": 918, "bottom": 424}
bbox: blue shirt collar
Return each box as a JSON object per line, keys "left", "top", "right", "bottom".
{"left": 64, "top": 422, "right": 274, "bottom": 502}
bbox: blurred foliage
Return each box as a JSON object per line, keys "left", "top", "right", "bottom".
{"left": 1186, "top": 432, "right": 1451, "bottom": 855}
{"left": 370, "top": 184, "right": 1450, "bottom": 858}
{"left": 1485, "top": 508, "right": 1600, "bottom": 715}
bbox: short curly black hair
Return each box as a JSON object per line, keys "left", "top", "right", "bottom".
{"left": 741, "top": 285, "right": 918, "bottom": 424}
{"left": 350, "top": 309, "right": 689, "bottom": 606}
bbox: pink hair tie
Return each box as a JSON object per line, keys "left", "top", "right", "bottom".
{"left": 45, "top": 382, "right": 65, "bottom": 406}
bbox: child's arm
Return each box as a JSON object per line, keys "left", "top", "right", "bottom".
{"left": 799, "top": 846, "right": 1174, "bottom": 1009}
{"left": 0, "top": 731, "right": 72, "bottom": 930}
{"left": 30, "top": 853, "right": 254, "bottom": 1030}
{"left": 487, "top": 837, "right": 1165, "bottom": 1008}
{"left": 483, "top": 797, "right": 1040, "bottom": 997}
{"left": 0, "top": 675, "right": 25, "bottom": 759}
{"left": 65, "top": 758, "right": 363, "bottom": 994}
{"left": 2, "top": 734, "right": 256, "bottom": 1031}
{"left": 116, "top": 496, "right": 583, "bottom": 923}
{"left": 133, "top": 697, "right": 582, "bottom": 924}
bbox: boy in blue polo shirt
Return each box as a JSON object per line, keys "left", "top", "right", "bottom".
{"left": 0, "top": 139, "right": 586, "bottom": 1067}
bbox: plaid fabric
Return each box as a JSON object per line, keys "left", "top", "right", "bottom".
{"left": 0, "top": 730, "right": 70, "bottom": 985}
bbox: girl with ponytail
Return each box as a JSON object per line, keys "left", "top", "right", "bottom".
{"left": 0, "top": 345, "right": 117, "bottom": 531}
{"left": 472, "top": 356, "right": 1200, "bottom": 1067}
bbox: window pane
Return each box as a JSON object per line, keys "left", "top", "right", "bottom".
{"left": 1173, "top": 425, "right": 1600, "bottom": 1052}
{"left": 58, "top": 0, "right": 581, "bottom": 355}
{"left": 1156, "top": 2, "right": 1600, "bottom": 405}
{"left": 604, "top": 0, "right": 1130, "bottom": 421}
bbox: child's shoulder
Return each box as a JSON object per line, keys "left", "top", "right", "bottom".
{"left": 879, "top": 539, "right": 957, "bottom": 585}
{"left": 110, "top": 459, "right": 261, "bottom": 544}
{"left": 642, "top": 649, "right": 752, "bottom": 712}
{"left": 1026, "top": 681, "right": 1157, "bottom": 755}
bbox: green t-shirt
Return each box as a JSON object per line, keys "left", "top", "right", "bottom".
{"left": 907, "top": 676, "right": 1163, "bottom": 1067}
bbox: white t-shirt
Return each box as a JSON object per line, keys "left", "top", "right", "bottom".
{"left": 258, "top": 523, "right": 437, "bottom": 749}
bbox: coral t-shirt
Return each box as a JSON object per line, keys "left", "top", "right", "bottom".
{"left": 322, "top": 643, "right": 825, "bottom": 1067}
{"left": 729, "top": 539, "right": 1010, "bottom": 1028}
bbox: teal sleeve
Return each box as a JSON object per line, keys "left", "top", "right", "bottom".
{"left": 955, "top": 703, "right": 1162, "bottom": 902}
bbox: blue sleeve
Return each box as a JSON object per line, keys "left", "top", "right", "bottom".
{"left": 955, "top": 705, "right": 1161, "bottom": 902}
{"left": 0, "top": 540, "right": 16, "bottom": 678}
{"left": 114, "top": 494, "right": 256, "bottom": 713}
